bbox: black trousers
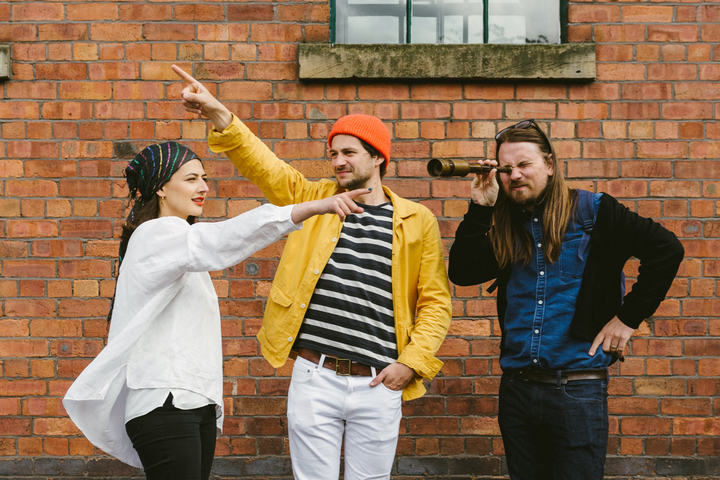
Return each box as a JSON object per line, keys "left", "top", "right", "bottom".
{"left": 125, "top": 394, "right": 217, "bottom": 480}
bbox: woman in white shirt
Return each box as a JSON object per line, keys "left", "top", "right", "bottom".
{"left": 63, "top": 142, "right": 366, "bottom": 480}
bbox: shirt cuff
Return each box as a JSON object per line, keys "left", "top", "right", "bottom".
{"left": 208, "top": 114, "right": 248, "bottom": 153}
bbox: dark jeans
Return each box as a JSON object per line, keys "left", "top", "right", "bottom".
{"left": 125, "top": 394, "right": 217, "bottom": 480}
{"left": 498, "top": 371, "right": 609, "bottom": 480}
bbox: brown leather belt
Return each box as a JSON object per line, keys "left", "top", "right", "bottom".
{"left": 297, "top": 348, "right": 373, "bottom": 377}
{"left": 514, "top": 369, "right": 608, "bottom": 385}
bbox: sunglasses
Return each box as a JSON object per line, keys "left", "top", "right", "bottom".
{"left": 495, "top": 119, "right": 556, "bottom": 162}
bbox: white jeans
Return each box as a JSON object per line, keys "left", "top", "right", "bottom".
{"left": 287, "top": 355, "right": 403, "bottom": 480}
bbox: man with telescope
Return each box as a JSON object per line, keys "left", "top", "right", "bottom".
{"left": 448, "top": 120, "right": 684, "bottom": 480}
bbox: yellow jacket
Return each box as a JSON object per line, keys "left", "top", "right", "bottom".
{"left": 209, "top": 116, "right": 452, "bottom": 400}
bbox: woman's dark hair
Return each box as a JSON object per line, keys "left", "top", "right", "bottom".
{"left": 359, "top": 139, "right": 387, "bottom": 178}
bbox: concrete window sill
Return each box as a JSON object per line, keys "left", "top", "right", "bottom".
{"left": 298, "top": 43, "right": 595, "bottom": 82}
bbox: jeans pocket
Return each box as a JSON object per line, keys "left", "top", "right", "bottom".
{"left": 561, "top": 381, "right": 606, "bottom": 403}
{"left": 379, "top": 381, "right": 403, "bottom": 395}
{"left": 291, "top": 358, "right": 317, "bottom": 384}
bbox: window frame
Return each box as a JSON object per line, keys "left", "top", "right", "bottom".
{"left": 330, "top": 0, "right": 569, "bottom": 45}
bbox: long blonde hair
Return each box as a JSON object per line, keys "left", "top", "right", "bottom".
{"left": 490, "top": 125, "right": 575, "bottom": 268}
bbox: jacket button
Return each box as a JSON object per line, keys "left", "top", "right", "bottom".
{"left": 332, "top": 237, "right": 337, "bottom": 242}
{"left": 314, "top": 269, "right": 319, "bottom": 275}
{"left": 287, "top": 337, "right": 293, "bottom": 342}
{"left": 301, "top": 303, "right": 306, "bottom": 308}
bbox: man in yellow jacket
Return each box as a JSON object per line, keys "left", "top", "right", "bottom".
{"left": 173, "top": 65, "right": 451, "bottom": 480}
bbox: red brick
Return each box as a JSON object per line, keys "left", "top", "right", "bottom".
{"left": 6, "top": 180, "right": 58, "bottom": 197}
{"left": 597, "top": 63, "right": 645, "bottom": 82}
{"left": 6, "top": 82, "right": 57, "bottom": 100}
{"left": 0, "top": 24, "right": 36, "bottom": 42}
{"left": 66, "top": 3, "right": 118, "bottom": 21}
{"left": 0, "top": 242, "right": 26, "bottom": 263}
{"left": 6, "top": 220, "right": 59, "bottom": 238}
{"left": 12, "top": 3, "right": 64, "bottom": 21}
{"left": 650, "top": 181, "right": 701, "bottom": 198}
{"left": 622, "top": 6, "right": 674, "bottom": 23}
{"left": 648, "top": 25, "right": 699, "bottom": 43}
{"left": 702, "top": 25, "right": 720, "bottom": 42}
{"left": 595, "top": 25, "right": 645, "bottom": 43}
{"left": 677, "top": 161, "right": 720, "bottom": 179}
{"left": 228, "top": 5, "right": 274, "bottom": 21}
{"left": 59, "top": 82, "right": 112, "bottom": 100}
{"left": 637, "top": 142, "right": 687, "bottom": 159}
{"left": 246, "top": 63, "right": 296, "bottom": 81}
{"left": 119, "top": 4, "right": 171, "bottom": 21}
{"left": 569, "top": 5, "right": 620, "bottom": 23}
{"left": 250, "top": 24, "right": 303, "bottom": 43}
{"left": 174, "top": 4, "right": 225, "bottom": 21}
{"left": 59, "top": 219, "right": 112, "bottom": 238}
{"left": 94, "top": 102, "right": 145, "bottom": 120}
{"left": 57, "top": 260, "right": 111, "bottom": 279}
{"left": 90, "top": 23, "right": 142, "bottom": 42}
{"left": 35, "top": 63, "right": 87, "bottom": 81}
{"left": 662, "top": 103, "right": 713, "bottom": 120}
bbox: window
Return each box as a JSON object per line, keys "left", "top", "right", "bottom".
{"left": 332, "top": 0, "right": 565, "bottom": 45}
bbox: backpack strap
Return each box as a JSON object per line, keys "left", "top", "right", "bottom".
{"left": 575, "top": 190, "right": 596, "bottom": 261}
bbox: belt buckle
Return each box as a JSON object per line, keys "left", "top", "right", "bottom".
{"left": 335, "top": 358, "right": 352, "bottom": 376}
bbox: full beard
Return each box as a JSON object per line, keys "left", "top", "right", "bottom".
{"left": 506, "top": 183, "right": 547, "bottom": 209}
{"left": 335, "top": 170, "right": 371, "bottom": 191}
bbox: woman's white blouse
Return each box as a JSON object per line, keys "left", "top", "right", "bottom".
{"left": 63, "top": 204, "right": 300, "bottom": 468}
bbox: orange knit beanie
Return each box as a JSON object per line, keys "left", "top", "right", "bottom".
{"left": 328, "top": 114, "right": 391, "bottom": 167}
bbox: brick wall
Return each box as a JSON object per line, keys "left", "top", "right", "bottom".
{"left": 1, "top": 1, "right": 719, "bottom": 478}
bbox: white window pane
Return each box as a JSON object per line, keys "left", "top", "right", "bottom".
{"left": 412, "top": 17, "right": 438, "bottom": 44}
{"left": 488, "top": 14, "right": 525, "bottom": 44}
{"left": 443, "top": 15, "right": 464, "bottom": 44}
{"left": 349, "top": 0, "right": 400, "bottom": 4}
{"left": 489, "top": 0, "right": 560, "bottom": 44}
{"left": 467, "top": 15, "right": 483, "bottom": 44}
{"left": 348, "top": 16, "right": 401, "bottom": 43}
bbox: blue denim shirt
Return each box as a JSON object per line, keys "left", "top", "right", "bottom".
{"left": 500, "top": 193, "right": 612, "bottom": 371}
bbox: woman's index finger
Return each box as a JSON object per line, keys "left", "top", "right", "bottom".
{"left": 171, "top": 64, "right": 197, "bottom": 85}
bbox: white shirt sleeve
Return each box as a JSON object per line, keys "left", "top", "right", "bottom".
{"left": 126, "top": 203, "right": 300, "bottom": 276}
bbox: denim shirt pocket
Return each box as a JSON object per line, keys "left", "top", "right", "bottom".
{"left": 559, "top": 239, "right": 585, "bottom": 279}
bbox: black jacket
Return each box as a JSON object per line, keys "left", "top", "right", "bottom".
{"left": 448, "top": 192, "right": 685, "bottom": 346}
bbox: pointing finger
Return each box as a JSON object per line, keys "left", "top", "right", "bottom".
{"left": 171, "top": 64, "right": 197, "bottom": 85}
{"left": 345, "top": 188, "right": 371, "bottom": 199}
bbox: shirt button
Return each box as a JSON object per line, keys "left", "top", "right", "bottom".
{"left": 300, "top": 303, "right": 306, "bottom": 309}
{"left": 537, "top": 243, "right": 542, "bottom": 248}
{"left": 332, "top": 237, "right": 337, "bottom": 242}
{"left": 540, "top": 271, "right": 545, "bottom": 276}
{"left": 533, "top": 218, "right": 539, "bottom": 222}
{"left": 538, "top": 300, "right": 543, "bottom": 305}
{"left": 534, "top": 329, "right": 539, "bottom": 334}
{"left": 287, "top": 337, "right": 293, "bottom": 342}
{"left": 314, "top": 269, "right": 319, "bottom": 275}
{"left": 533, "top": 359, "right": 538, "bottom": 364}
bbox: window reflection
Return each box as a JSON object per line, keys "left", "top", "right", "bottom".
{"left": 488, "top": 0, "right": 559, "bottom": 44}
{"left": 334, "top": 0, "right": 560, "bottom": 44}
{"left": 412, "top": 0, "right": 483, "bottom": 44}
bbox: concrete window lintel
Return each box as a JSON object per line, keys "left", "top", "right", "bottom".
{"left": 299, "top": 43, "right": 595, "bottom": 82}
{"left": 0, "top": 45, "right": 10, "bottom": 81}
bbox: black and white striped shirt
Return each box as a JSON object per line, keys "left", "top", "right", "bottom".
{"left": 294, "top": 202, "right": 397, "bottom": 369}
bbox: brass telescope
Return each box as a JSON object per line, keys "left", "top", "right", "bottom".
{"left": 427, "top": 158, "right": 513, "bottom": 177}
